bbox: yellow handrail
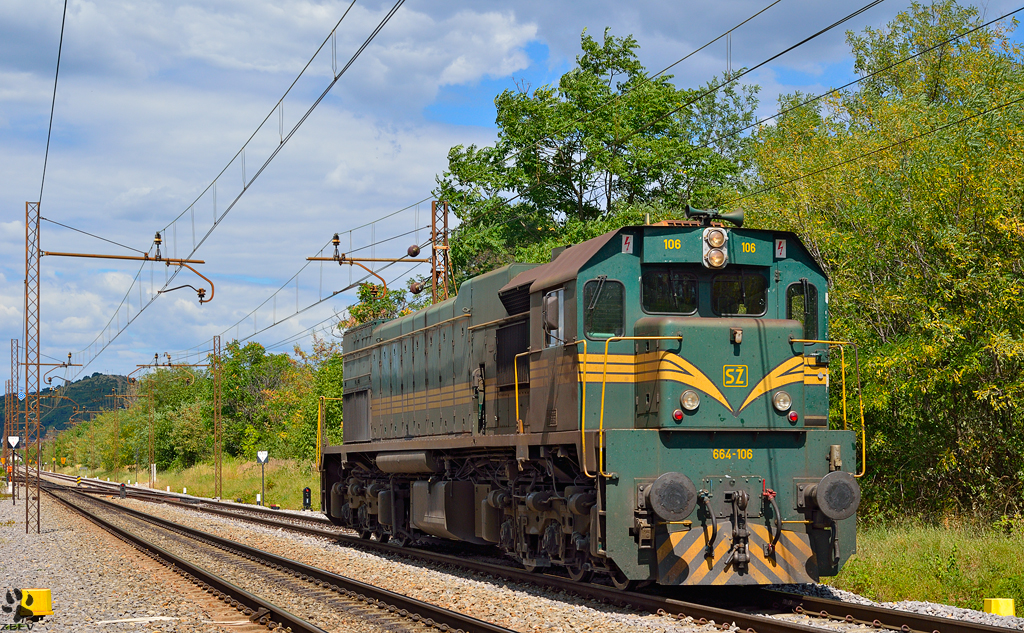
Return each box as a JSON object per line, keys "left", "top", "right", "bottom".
{"left": 791, "top": 339, "right": 867, "bottom": 479}
{"left": 317, "top": 396, "right": 344, "bottom": 471}
{"left": 598, "top": 336, "right": 683, "bottom": 478}
{"left": 512, "top": 351, "right": 532, "bottom": 434}
{"left": 575, "top": 340, "right": 595, "bottom": 478}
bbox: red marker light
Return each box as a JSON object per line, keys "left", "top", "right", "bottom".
{"left": 672, "top": 409, "right": 684, "bottom": 421}
{"left": 788, "top": 411, "right": 799, "bottom": 422}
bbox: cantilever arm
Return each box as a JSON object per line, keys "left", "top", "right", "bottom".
{"left": 158, "top": 261, "right": 215, "bottom": 303}
{"left": 343, "top": 259, "right": 388, "bottom": 294}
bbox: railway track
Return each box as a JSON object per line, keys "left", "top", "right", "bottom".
{"left": 42, "top": 481, "right": 515, "bottom": 633}
{"left": 43, "top": 473, "right": 1017, "bottom": 633}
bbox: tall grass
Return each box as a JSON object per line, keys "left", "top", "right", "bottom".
{"left": 829, "top": 518, "right": 1024, "bottom": 610}
{"left": 58, "top": 456, "right": 320, "bottom": 510}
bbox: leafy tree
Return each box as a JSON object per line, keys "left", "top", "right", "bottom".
{"left": 341, "top": 278, "right": 432, "bottom": 329}
{"left": 221, "top": 341, "right": 293, "bottom": 457}
{"left": 435, "top": 28, "right": 759, "bottom": 279}
{"left": 748, "top": 1, "right": 1024, "bottom": 516}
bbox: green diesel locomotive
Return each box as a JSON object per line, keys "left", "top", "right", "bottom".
{"left": 322, "top": 207, "right": 862, "bottom": 588}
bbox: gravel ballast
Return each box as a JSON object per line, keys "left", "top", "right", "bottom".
{"left": 774, "top": 583, "right": 1024, "bottom": 631}
{"left": 0, "top": 488, "right": 254, "bottom": 632}
{"left": 111, "top": 496, "right": 728, "bottom": 633}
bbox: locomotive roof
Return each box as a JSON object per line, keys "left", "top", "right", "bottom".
{"left": 499, "top": 230, "right": 618, "bottom": 295}
{"left": 499, "top": 224, "right": 825, "bottom": 297}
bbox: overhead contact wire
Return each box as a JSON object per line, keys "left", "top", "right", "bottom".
{"left": 38, "top": 0, "right": 69, "bottom": 205}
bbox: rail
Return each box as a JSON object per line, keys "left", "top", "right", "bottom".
{"left": 597, "top": 336, "right": 683, "bottom": 478}
{"left": 45, "top": 487, "right": 327, "bottom": 633}
{"left": 51, "top": 485, "right": 514, "bottom": 633}
{"left": 791, "top": 338, "right": 866, "bottom": 478}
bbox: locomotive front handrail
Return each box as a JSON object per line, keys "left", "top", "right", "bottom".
{"left": 576, "top": 339, "right": 595, "bottom": 478}
{"left": 791, "top": 339, "right": 866, "bottom": 479}
{"left": 513, "top": 351, "right": 532, "bottom": 434}
{"left": 597, "top": 336, "right": 683, "bottom": 478}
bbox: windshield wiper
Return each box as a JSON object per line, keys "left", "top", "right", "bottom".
{"left": 587, "top": 275, "right": 607, "bottom": 311}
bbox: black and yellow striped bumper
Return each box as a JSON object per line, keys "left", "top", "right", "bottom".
{"left": 656, "top": 522, "right": 817, "bottom": 585}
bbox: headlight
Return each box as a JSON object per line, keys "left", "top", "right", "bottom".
{"left": 706, "top": 228, "right": 726, "bottom": 248}
{"left": 706, "top": 248, "right": 726, "bottom": 268}
{"left": 772, "top": 391, "right": 792, "bottom": 412}
{"left": 680, "top": 390, "right": 700, "bottom": 411}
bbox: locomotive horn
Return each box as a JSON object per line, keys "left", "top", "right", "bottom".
{"left": 717, "top": 209, "right": 744, "bottom": 227}
{"left": 684, "top": 204, "right": 744, "bottom": 227}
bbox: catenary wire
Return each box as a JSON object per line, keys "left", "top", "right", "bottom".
{"left": 41, "top": 217, "right": 147, "bottom": 254}
{"left": 38, "top": 0, "right": 69, "bottom": 206}
{"left": 166, "top": 222, "right": 431, "bottom": 359}
{"left": 704, "top": 5, "right": 1024, "bottom": 149}
{"left": 475, "top": 0, "right": 786, "bottom": 183}
{"left": 264, "top": 262, "right": 427, "bottom": 351}
{"left": 730, "top": 92, "right": 1024, "bottom": 204}
{"left": 149, "top": 0, "right": 408, "bottom": 328}
{"left": 172, "top": 242, "right": 430, "bottom": 362}
{"left": 69, "top": 0, "right": 404, "bottom": 378}
{"left": 160, "top": 0, "right": 358, "bottom": 232}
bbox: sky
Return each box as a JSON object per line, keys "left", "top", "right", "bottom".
{"left": 0, "top": 0, "right": 1020, "bottom": 385}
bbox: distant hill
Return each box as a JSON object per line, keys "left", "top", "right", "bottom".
{"left": 1, "top": 373, "right": 128, "bottom": 437}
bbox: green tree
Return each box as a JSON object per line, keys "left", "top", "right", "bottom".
{"left": 221, "top": 341, "right": 293, "bottom": 457}
{"left": 435, "top": 28, "right": 759, "bottom": 279}
{"left": 748, "top": 1, "right": 1024, "bottom": 516}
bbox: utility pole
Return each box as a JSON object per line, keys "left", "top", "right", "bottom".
{"left": 25, "top": 220, "right": 212, "bottom": 514}
{"left": 213, "top": 335, "right": 222, "bottom": 499}
{"left": 25, "top": 201, "right": 41, "bottom": 534}
{"left": 430, "top": 201, "right": 452, "bottom": 304}
{"left": 306, "top": 200, "right": 455, "bottom": 306}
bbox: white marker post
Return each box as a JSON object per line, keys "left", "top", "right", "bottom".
{"left": 6, "top": 437, "right": 19, "bottom": 505}
{"left": 257, "top": 451, "right": 269, "bottom": 506}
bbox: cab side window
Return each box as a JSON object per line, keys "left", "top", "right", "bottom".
{"left": 584, "top": 278, "right": 624, "bottom": 339}
{"left": 542, "top": 288, "right": 565, "bottom": 348}
{"left": 786, "top": 280, "right": 818, "bottom": 339}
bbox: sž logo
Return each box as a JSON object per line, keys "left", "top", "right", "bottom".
{"left": 1, "top": 589, "right": 36, "bottom": 629}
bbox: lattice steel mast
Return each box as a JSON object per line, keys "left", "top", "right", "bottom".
{"left": 25, "top": 202, "right": 41, "bottom": 533}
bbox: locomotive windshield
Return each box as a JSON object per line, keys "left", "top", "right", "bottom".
{"left": 641, "top": 265, "right": 698, "bottom": 314}
{"left": 712, "top": 270, "right": 768, "bottom": 316}
{"left": 583, "top": 278, "right": 625, "bottom": 338}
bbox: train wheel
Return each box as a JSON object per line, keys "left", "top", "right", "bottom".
{"left": 391, "top": 535, "right": 410, "bottom": 548}
{"left": 566, "top": 564, "right": 593, "bottom": 583}
{"left": 374, "top": 530, "right": 390, "bottom": 544}
{"left": 359, "top": 530, "right": 372, "bottom": 540}
{"left": 610, "top": 568, "right": 638, "bottom": 592}
{"left": 522, "top": 560, "right": 541, "bottom": 573}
